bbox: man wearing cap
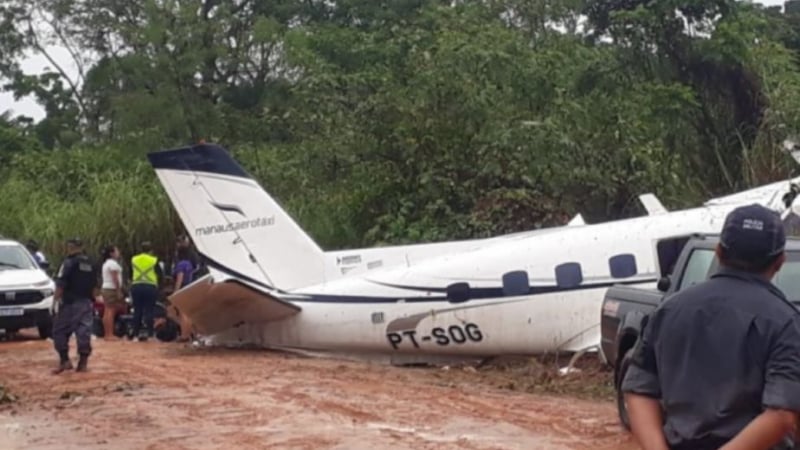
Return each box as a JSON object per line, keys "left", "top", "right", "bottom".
{"left": 128, "top": 241, "right": 163, "bottom": 341}
{"left": 622, "top": 203, "right": 800, "bottom": 450}
{"left": 52, "top": 238, "right": 98, "bottom": 373}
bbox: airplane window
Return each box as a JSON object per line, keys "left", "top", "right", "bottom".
{"left": 678, "top": 249, "right": 716, "bottom": 290}
{"left": 446, "top": 282, "right": 470, "bottom": 303}
{"left": 502, "top": 271, "right": 529, "bottom": 296}
{"left": 555, "top": 262, "right": 583, "bottom": 288}
{"left": 609, "top": 254, "right": 638, "bottom": 278}
{"left": 772, "top": 251, "right": 800, "bottom": 303}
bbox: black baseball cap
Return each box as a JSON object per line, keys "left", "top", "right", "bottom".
{"left": 720, "top": 204, "right": 785, "bottom": 262}
{"left": 66, "top": 237, "right": 83, "bottom": 247}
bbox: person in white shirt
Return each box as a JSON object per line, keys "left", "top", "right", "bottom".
{"left": 100, "top": 245, "right": 125, "bottom": 339}
{"left": 26, "top": 240, "right": 48, "bottom": 269}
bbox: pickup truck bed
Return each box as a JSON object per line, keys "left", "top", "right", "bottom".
{"left": 603, "top": 233, "right": 800, "bottom": 429}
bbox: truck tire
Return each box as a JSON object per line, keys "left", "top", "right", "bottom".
{"left": 616, "top": 348, "right": 634, "bottom": 431}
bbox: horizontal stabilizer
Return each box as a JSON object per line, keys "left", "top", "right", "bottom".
{"left": 567, "top": 214, "right": 585, "bottom": 226}
{"left": 167, "top": 273, "right": 301, "bottom": 335}
{"left": 639, "top": 194, "right": 667, "bottom": 215}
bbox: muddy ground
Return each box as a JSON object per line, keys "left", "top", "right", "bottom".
{"left": 0, "top": 330, "right": 637, "bottom": 450}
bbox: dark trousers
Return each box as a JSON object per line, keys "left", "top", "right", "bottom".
{"left": 130, "top": 284, "right": 158, "bottom": 338}
{"left": 53, "top": 300, "right": 93, "bottom": 357}
{"left": 672, "top": 436, "right": 794, "bottom": 450}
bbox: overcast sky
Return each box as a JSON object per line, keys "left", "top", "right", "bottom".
{"left": 0, "top": 0, "right": 788, "bottom": 122}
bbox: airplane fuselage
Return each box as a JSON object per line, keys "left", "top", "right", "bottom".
{"left": 210, "top": 202, "right": 740, "bottom": 358}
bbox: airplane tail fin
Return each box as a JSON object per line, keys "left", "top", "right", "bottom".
{"left": 147, "top": 144, "right": 326, "bottom": 291}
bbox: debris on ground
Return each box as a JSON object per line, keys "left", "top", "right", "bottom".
{"left": 0, "top": 384, "right": 17, "bottom": 404}
{"left": 59, "top": 391, "right": 82, "bottom": 401}
{"left": 430, "top": 354, "right": 616, "bottom": 401}
{"left": 104, "top": 381, "right": 143, "bottom": 394}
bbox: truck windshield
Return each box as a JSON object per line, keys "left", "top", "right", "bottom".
{"left": 784, "top": 211, "right": 800, "bottom": 237}
{"left": 678, "top": 246, "right": 800, "bottom": 303}
{"left": 0, "top": 244, "right": 37, "bottom": 270}
{"left": 773, "top": 251, "right": 800, "bottom": 302}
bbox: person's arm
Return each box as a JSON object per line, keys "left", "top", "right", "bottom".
{"left": 621, "top": 309, "right": 669, "bottom": 450}
{"left": 625, "top": 394, "right": 668, "bottom": 450}
{"left": 173, "top": 271, "right": 184, "bottom": 293}
{"left": 111, "top": 264, "right": 122, "bottom": 294}
{"left": 719, "top": 410, "right": 797, "bottom": 450}
{"left": 721, "top": 317, "right": 800, "bottom": 450}
{"left": 53, "top": 259, "right": 72, "bottom": 303}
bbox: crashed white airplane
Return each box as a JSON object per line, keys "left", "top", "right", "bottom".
{"left": 147, "top": 143, "right": 800, "bottom": 364}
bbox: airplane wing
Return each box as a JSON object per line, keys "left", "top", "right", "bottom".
{"left": 167, "top": 267, "right": 301, "bottom": 335}
{"left": 703, "top": 179, "right": 797, "bottom": 209}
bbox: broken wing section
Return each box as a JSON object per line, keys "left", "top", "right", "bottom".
{"left": 168, "top": 268, "right": 301, "bottom": 335}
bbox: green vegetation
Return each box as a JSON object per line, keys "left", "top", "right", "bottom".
{"left": 1, "top": 0, "right": 800, "bottom": 263}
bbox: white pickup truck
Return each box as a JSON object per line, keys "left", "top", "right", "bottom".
{"left": 0, "top": 238, "right": 55, "bottom": 338}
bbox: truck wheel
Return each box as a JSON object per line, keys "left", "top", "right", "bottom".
{"left": 37, "top": 319, "right": 53, "bottom": 339}
{"left": 616, "top": 348, "right": 634, "bottom": 431}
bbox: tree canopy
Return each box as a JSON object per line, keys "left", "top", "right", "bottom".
{"left": 1, "top": 0, "right": 800, "bottom": 260}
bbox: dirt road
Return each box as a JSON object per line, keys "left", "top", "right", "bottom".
{"left": 0, "top": 332, "right": 637, "bottom": 450}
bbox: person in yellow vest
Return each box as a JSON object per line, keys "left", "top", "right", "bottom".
{"left": 128, "top": 241, "right": 163, "bottom": 342}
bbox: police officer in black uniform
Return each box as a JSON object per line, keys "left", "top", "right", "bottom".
{"left": 622, "top": 203, "right": 800, "bottom": 450}
{"left": 52, "top": 238, "right": 98, "bottom": 374}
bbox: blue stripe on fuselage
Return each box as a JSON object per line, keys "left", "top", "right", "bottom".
{"left": 200, "top": 252, "right": 655, "bottom": 303}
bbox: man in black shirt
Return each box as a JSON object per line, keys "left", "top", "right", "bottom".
{"left": 52, "top": 238, "right": 98, "bottom": 373}
{"left": 622, "top": 203, "right": 800, "bottom": 450}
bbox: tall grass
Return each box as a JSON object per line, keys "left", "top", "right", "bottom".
{"left": 0, "top": 143, "right": 370, "bottom": 270}
{"left": 0, "top": 147, "right": 181, "bottom": 267}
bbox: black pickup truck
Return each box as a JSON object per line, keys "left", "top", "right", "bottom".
{"left": 600, "top": 233, "right": 800, "bottom": 429}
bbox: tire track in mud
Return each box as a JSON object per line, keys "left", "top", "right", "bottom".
{"left": 0, "top": 336, "right": 637, "bottom": 449}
